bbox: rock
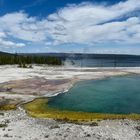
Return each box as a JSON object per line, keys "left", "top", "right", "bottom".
{"left": 3, "top": 134, "right": 12, "bottom": 137}
{"left": 135, "top": 126, "right": 140, "bottom": 131}
{"left": 44, "top": 135, "right": 49, "bottom": 138}
{"left": 86, "top": 134, "right": 91, "bottom": 137}
{"left": 49, "top": 124, "right": 60, "bottom": 129}
{"left": 90, "top": 122, "right": 98, "bottom": 126}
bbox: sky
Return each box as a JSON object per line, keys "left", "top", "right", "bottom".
{"left": 0, "top": 0, "right": 140, "bottom": 54}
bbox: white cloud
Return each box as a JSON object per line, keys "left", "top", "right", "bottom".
{"left": 45, "top": 0, "right": 140, "bottom": 45}
{"left": 0, "top": 38, "right": 25, "bottom": 48}
{"left": 0, "top": 0, "right": 140, "bottom": 49}
{"left": 0, "top": 31, "right": 25, "bottom": 48}
{"left": 0, "top": 12, "right": 48, "bottom": 42}
{"left": 0, "top": 32, "right": 6, "bottom": 38}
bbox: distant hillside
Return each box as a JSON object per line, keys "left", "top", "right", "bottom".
{"left": 20, "top": 53, "right": 140, "bottom": 60}
{"left": 0, "top": 51, "right": 12, "bottom": 56}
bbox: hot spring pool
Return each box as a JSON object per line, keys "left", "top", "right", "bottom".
{"left": 48, "top": 75, "right": 140, "bottom": 114}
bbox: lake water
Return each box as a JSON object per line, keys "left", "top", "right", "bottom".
{"left": 65, "top": 58, "right": 140, "bottom": 67}
{"left": 48, "top": 75, "right": 140, "bottom": 114}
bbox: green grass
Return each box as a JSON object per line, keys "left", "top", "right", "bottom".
{"left": 0, "top": 123, "right": 7, "bottom": 128}
{"left": 24, "top": 98, "right": 140, "bottom": 122}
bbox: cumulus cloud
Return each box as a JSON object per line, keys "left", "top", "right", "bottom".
{"left": 0, "top": 12, "right": 49, "bottom": 42}
{"left": 0, "top": 38, "right": 25, "bottom": 48}
{"left": 0, "top": 32, "right": 6, "bottom": 38}
{"left": 0, "top": 0, "right": 140, "bottom": 49}
{"left": 45, "top": 0, "right": 140, "bottom": 45}
{"left": 0, "top": 31, "right": 25, "bottom": 48}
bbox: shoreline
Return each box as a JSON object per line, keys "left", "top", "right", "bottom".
{"left": 24, "top": 98, "right": 140, "bottom": 122}
{"left": 23, "top": 73, "right": 140, "bottom": 122}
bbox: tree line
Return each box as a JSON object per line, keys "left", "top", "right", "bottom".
{"left": 0, "top": 54, "right": 62, "bottom": 65}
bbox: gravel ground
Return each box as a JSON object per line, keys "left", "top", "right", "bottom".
{"left": 0, "top": 108, "right": 140, "bottom": 140}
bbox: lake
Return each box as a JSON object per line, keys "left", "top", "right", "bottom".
{"left": 64, "top": 58, "right": 140, "bottom": 67}
{"left": 48, "top": 75, "right": 140, "bottom": 114}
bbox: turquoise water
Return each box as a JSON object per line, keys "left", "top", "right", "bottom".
{"left": 48, "top": 75, "right": 140, "bottom": 114}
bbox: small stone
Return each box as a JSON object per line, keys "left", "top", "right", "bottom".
{"left": 86, "top": 134, "right": 91, "bottom": 137}
{"left": 44, "top": 135, "right": 49, "bottom": 138}
{"left": 49, "top": 125, "right": 60, "bottom": 129}
{"left": 90, "top": 122, "right": 98, "bottom": 126}
{"left": 135, "top": 126, "right": 140, "bottom": 131}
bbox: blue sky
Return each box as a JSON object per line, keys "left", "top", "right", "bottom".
{"left": 0, "top": 0, "right": 140, "bottom": 54}
{"left": 0, "top": 0, "right": 124, "bottom": 16}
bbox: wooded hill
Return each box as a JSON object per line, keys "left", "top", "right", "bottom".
{"left": 0, "top": 51, "right": 62, "bottom": 65}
